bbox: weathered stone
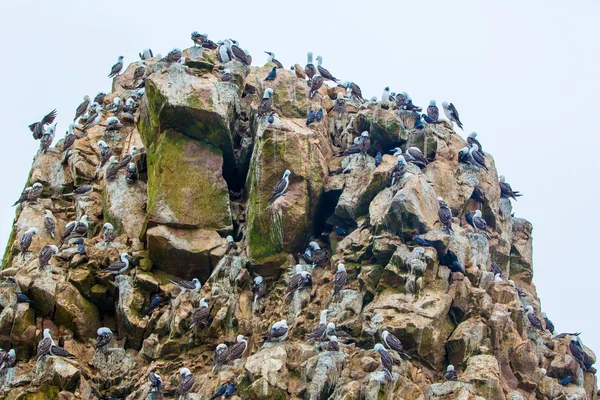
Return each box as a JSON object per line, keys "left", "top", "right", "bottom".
{"left": 462, "top": 355, "right": 505, "bottom": 400}
{"left": 54, "top": 283, "right": 101, "bottom": 339}
{"left": 446, "top": 318, "right": 487, "bottom": 367}
{"left": 33, "top": 357, "right": 80, "bottom": 391}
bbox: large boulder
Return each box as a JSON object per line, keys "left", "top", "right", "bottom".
{"left": 54, "top": 283, "right": 101, "bottom": 339}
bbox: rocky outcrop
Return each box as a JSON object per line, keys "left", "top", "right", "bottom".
{"left": 0, "top": 42, "right": 596, "bottom": 400}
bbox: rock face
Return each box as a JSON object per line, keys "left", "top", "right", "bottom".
{"left": 0, "top": 44, "right": 597, "bottom": 400}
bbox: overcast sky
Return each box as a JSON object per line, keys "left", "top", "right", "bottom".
{"left": 1, "top": 1, "right": 598, "bottom": 359}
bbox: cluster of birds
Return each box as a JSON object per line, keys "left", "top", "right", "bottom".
{"left": 12, "top": 30, "right": 590, "bottom": 398}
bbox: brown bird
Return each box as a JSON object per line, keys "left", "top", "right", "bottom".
{"left": 258, "top": 88, "right": 274, "bottom": 117}
{"left": 29, "top": 109, "right": 57, "bottom": 140}
{"left": 305, "top": 52, "right": 316, "bottom": 80}
{"left": 437, "top": 197, "right": 453, "bottom": 233}
{"left": 73, "top": 96, "right": 90, "bottom": 121}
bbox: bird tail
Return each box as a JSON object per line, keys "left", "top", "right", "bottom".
{"left": 457, "top": 121, "right": 464, "bottom": 130}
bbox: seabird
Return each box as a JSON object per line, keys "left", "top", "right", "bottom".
{"left": 465, "top": 211, "right": 475, "bottom": 229}
{"left": 406, "top": 147, "right": 429, "bottom": 168}
{"left": 541, "top": 312, "right": 555, "bottom": 333}
{"left": 264, "top": 51, "right": 283, "bottom": 68}
{"left": 569, "top": 338, "right": 587, "bottom": 369}
{"left": 19, "top": 228, "right": 38, "bottom": 254}
{"left": 316, "top": 108, "right": 323, "bottom": 121}
{"left": 469, "top": 144, "right": 488, "bottom": 171}
{"left": 305, "top": 241, "right": 328, "bottom": 267}
{"left": 559, "top": 376, "right": 572, "bottom": 386}
{"left": 26, "top": 182, "right": 43, "bottom": 203}
{"left": 472, "top": 210, "right": 489, "bottom": 236}
{"left": 71, "top": 238, "right": 85, "bottom": 256}
{"left": 369, "top": 96, "right": 378, "bottom": 105}
{"left": 427, "top": 100, "right": 439, "bottom": 122}
{"left": 59, "top": 221, "right": 77, "bottom": 246}
{"left": 267, "top": 114, "right": 274, "bottom": 124}
{"left": 170, "top": 278, "right": 202, "bottom": 292}
{"left": 449, "top": 261, "right": 465, "bottom": 273}
{"left": 315, "top": 55, "right": 338, "bottom": 82}
{"left": 457, "top": 147, "right": 471, "bottom": 165}
{"left": 38, "top": 245, "right": 59, "bottom": 269}
{"left": 132, "top": 62, "right": 145, "bottom": 83}
{"left": 339, "top": 136, "right": 362, "bottom": 156}
{"left": 226, "top": 335, "right": 248, "bottom": 363}
{"left": 136, "top": 87, "right": 145, "bottom": 99}
{"left": 102, "top": 252, "right": 133, "bottom": 275}
{"left": 95, "top": 327, "right": 113, "bottom": 349}
{"left": 210, "top": 384, "right": 228, "bottom": 400}
{"left": 139, "top": 48, "right": 153, "bottom": 60}
{"left": 445, "top": 365, "right": 458, "bottom": 380}
{"left": 375, "top": 152, "right": 382, "bottom": 167}
{"left": 43, "top": 210, "right": 55, "bottom": 238}
{"left": 104, "top": 157, "right": 120, "bottom": 180}
{"left": 334, "top": 93, "right": 346, "bottom": 115}
{"left": 467, "top": 132, "right": 483, "bottom": 152}
{"left": 263, "top": 320, "right": 289, "bottom": 342}
{"left": 437, "top": 197, "right": 453, "bottom": 233}
{"left": 0, "top": 349, "right": 15, "bottom": 372}
{"left": 306, "top": 109, "right": 315, "bottom": 126}
{"left": 269, "top": 170, "right": 291, "bottom": 201}
{"left": 381, "top": 87, "right": 391, "bottom": 103}
{"left": 118, "top": 146, "right": 139, "bottom": 170}
{"left": 163, "top": 48, "right": 183, "bottom": 63}
{"left": 442, "top": 101, "right": 463, "bottom": 130}
{"left": 325, "top": 322, "right": 353, "bottom": 343}
{"left": 178, "top": 368, "right": 195, "bottom": 399}
{"left": 106, "top": 98, "right": 122, "bottom": 114}
{"left": 499, "top": 175, "right": 522, "bottom": 200}
{"left": 39, "top": 122, "right": 56, "bottom": 153}
{"left": 332, "top": 264, "right": 348, "bottom": 298}
{"left": 108, "top": 56, "right": 124, "bottom": 78}
{"left": 471, "top": 186, "right": 486, "bottom": 205}
{"left": 17, "top": 293, "right": 34, "bottom": 304}
{"left": 148, "top": 371, "right": 162, "bottom": 393}
{"left": 29, "top": 109, "right": 57, "bottom": 140}
{"left": 264, "top": 66, "right": 277, "bottom": 81}
{"left": 190, "top": 297, "right": 211, "bottom": 328}
{"left": 63, "top": 185, "right": 93, "bottom": 197}
{"left": 13, "top": 187, "right": 32, "bottom": 207}
{"left": 224, "top": 382, "right": 236, "bottom": 398}
{"left": 307, "top": 309, "right": 333, "bottom": 341}
{"left": 144, "top": 295, "right": 161, "bottom": 315}
{"left": 390, "top": 155, "right": 408, "bottom": 186}
{"left": 326, "top": 336, "right": 339, "bottom": 352}
{"left": 62, "top": 124, "right": 76, "bottom": 153}
{"left": 413, "top": 235, "right": 434, "bottom": 247}
{"left": 37, "top": 329, "right": 74, "bottom": 359}
{"left": 358, "top": 131, "right": 371, "bottom": 157}
{"left": 395, "top": 92, "right": 408, "bottom": 109}
{"left": 286, "top": 265, "right": 312, "bottom": 299}
{"left": 213, "top": 343, "right": 230, "bottom": 370}
{"left": 217, "top": 41, "right": 233, "bottom": 63}
{"left": 414, "top": 113, "right": 425, "bottom": 129}
{"left": 227, "top": 42, "right": 249, "bottom": 65}
{"left": 102, "top": 223, "right": 116, "bottom": 243}
{"left": 221, "top": 69, "right": 233, "bottom": 82}
{"left": 525, "top": 306, "right": 543, "bottom": 330}
{"left": 126, "top": 163, "right": 138, "bottom": 184}
{"left": 202, "top": 37, "right": 218, "bottom": 49}
{"left": 94, "top": 93, "right": 106, "bottom": 105}
{"left": 123, "top": 97, "right": 137, "bottom": 113}
{"left": 252, "top": 276, "right": 267, "bottom": 304}
{"left": 305, "top": 52, "right": 316, "bottom": 79}
{"left": 82, "top": 105, "right": 103, "bottom": 130}
{"left": 191, "top": 31, "right": 206, "bottom": 46}
{"left": 381, "top": 330, "right": 411, "bottom": 359}
{"left": 105, "top": 116, "right": 123, "bottom": 132}
{"left": 258, "top": 88, "right": 274, "bottom": 117}
{"left": 341, "top": 81, "right": 364, "bottom": 103}
{"left": 490, "top": 260, "right": 502, "bottom": 276}
{"left": 422, "top": 113, "right": 439, "bottom": 124}
{"left": 374, "top": 343, "right": 393, "bottom": 380}
{"left": 309, "top": 71, "right": 324, "bottom": 98}
{"left": 74, "top": 96, "right": 90, "bottom": 121}
{"left": 225, "top": 235, "right": 238, "bottom": 255}
{"left": 494, "top": 273, "right": 504, "bottom": 283}
{"left": 404, "top": 94, "right": 422, "bottom": 112}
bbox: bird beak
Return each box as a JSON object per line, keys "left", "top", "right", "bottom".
{"left": 127, "top": 255, "right": 134, "bottom": 262}
{"left": 326, "top": 310, "right": 333, "bottom": 314}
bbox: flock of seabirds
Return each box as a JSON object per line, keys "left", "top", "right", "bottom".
{"left": 6, "top": 31, "right": 595, "bottom": 399}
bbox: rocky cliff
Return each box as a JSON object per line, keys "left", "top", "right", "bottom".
{"left": 0, "top": 44, "right": 597, "bottom": 400}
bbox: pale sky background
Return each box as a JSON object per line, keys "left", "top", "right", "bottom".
{"left": 1, "top": 1, "right": 598, "bottom": 359}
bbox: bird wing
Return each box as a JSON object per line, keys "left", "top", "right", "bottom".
{"left": 385, "top": 333, "right": 405, "bottom": 353}
{"left": 307, "top": 324, "right": 326, "bottom": 340}
{"left": 257, "top": 97, "right": 272, "bottom": 117}
{"left": 380, "top": 349, "right": 393, "bottom": 374}
{"left": 474, "top": 217, "right": 487, "bottom": 230}
{"left": 109, "top": 62, "right": 123, "bottom": 77}
{"left": 105, "top": 163, "right": 120, "bottom": 179}
{"left": 38, "top": 246, "right": 54, "bottom": 266}
{"left": 317, "top": 65, "right": 337, "bottom": 81}
{"left": 569, "top": 341, "right": 586, "bottom": 363}
{"left": 312, "top": 249, "right": 328, "bottom": 266}
{"left": 192, "top": 307, "right": 210, "bottom": 326}
{"left": 269, "top": 326, "right": 288, "bottom": 339}
{"left": 407, "top": 148, "right": 428, "bottom": 165}
{"left": 20, "top": 233, "right": 32, "bottom": 251}
{"left": 350, "top": 83, "right": 364, "bottom": 101}
{"left": 95, "top": 332, "right": 113, "bottom": 348}
{"left": 326, "top": 341, "right": 340, "bottom": 351}
{"left": 61, "top": 223, "right": 75, "bottom": 241}
{"left": 226, "top": 342, "right": 245, "bottom": 362}
{"left": 310, "top": 76, "right": 324, "bottom": 93}
{"left": 42, "top": 109, "right": 58, "bottom": 125}
{"left": 286, "top": 273, "right": 302, "bottom": 294}
{"left": 82, "top": 110, "right": 98, "bottom": 129}
{"left": 103, "top": 260, "right": 126, "bottom": 272}
{"left": 304, "top": 64, "right": 316, "bottom": 79}
{"left": 74, "top": 101, "right": 89, "bottom": 120}
{"left": 528, "top": 313, "right": 543, "bottom": 329}
{"left": 359, "top": 137, "right": 371, "bottom": 155}
{"left": 449, "top": 103, "right": 461, "bottom": 122}
{"left": 438, "top": 207, "right": 452, "bottom": 225}
{"left": 333, "top": 271, "right": 347, "bottom": 295}
{"left": 427, "top": 105, "right": 439, "bottom": 121}
{"left": 50, "top": 345, "right": 74, "bottom": 358}
{"left": 63, "top": 135, "right": 76, "bottom": 151}
{"left": 178, "top": 374, "right": 195, "bottom": 395}
{"left": 271, "top": 178, "right": 287, "bottom": 198}
{"left": 37, "top": 337, "right": 52, "bottom": 357}
{"left": 148, "top": 372, "right": 160, "bottom": 386}
{"left": 231, "top": 45, "right": 249, "bottom": 65}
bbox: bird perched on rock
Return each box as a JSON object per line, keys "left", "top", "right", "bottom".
{"left": 381, "top": 87, "right": 391, "bottom": 103}
{"left": 82, "top": 105, "right": 103, "bottom": 130}
{"left": 422, "top": 113, "right": 439, "bottom": 124}
{"left": 332, "top": 264, "right": 348, "bottom": 299}
{"left": 286, "top": 265, "right": 312, "bottom": 299}
{"left": 305, "top": 52, "right": 316, "bottom": 80}
{"left": 442, "top": 101, "right": 463, "bottom": 130}
{"left": 405, "top": 147, "right": 429, "bottom": 168}
{"left": 252, "top": 276, "right": 266, "bottom": 305}
{"left": 191, "top": 31, "right": 207, "bottom": 46}
{"left": 226, "top": 335, "right": 248, "bottom": 364}
{"left": 465, "top": 211, "right": 475, "bottom": 229}
{"left": 71, "top": 238, "right": 85, "bottom": 256}
{"left": 221, "top": 69, "right": 233, "bottom": 82}
{"left": 102, "top": 223, "right": 116, "bottom": 243}
{"left": 43, "top": 210, "right": 55, "bottom": 239}
{"left": 374, "top": 343, "right": 393, "bottom": 380}
{"left": 334, "top": 93, "right": 346, "bottom": 115}
{"left": 37, "top": 329, "right": 74, "bottom": 359}
{"left": 13, "top": 187, "right": 32, "bottom": 207}
{"left": 316, "top": 108, "right": 323, "bottom": 121}
{"left": 381, "top": 330, "right": 411, "bottom": 359}
{"left": 104, "top": 157, "right": 121, "bottom": 180}
{"left": 375, "top": 152, "right": 382, "bottom": 167}
{"left": 263, "top": 320, "right": 289, "bottom": 342}
{"left": 264, "top": 66, "right": 277, "bottom": 81}
{"left": 413, "top": 235, "right": 433, "bottom": 247}
{"left": 0, "top": 349, "right": 15, "bottom": 372}
{"left": 269, "top": 170, "right": 291, "bottom": 201}
{"left": 126, "top": 162, "right": 138, "bottom": 184}
{"left": 437, "top": 197, "right": 453, "bottom": 233}
{"left": 316, "top": 55, "right": 338, "bottom": 82}
{"left": 569, "top": 338, "right": 587, "bottom": 369}
{"left": 267, "top": 114, "right": 275, "bottom": 124}
{"left": 339, "top": 137, "right": 361, "bottom": 156}
{"left": 307, "top": 309, "right": 333, "bottom": 342}
{"left": 108, "top": 56, "right": 124, "bottom": 78}
{"left": 38, "top": 122, "right": 56, "bottom": 153}
{"left": 264, "top": 51, "right": 283, "bottom": 68}
{"left": 105, "top": 117, "right": 123, "bottom": 133}
{"left": 467, "top": 132, "right": 483, "bottom": 152}
{"left": 29, "top": 109, "right": 57, "bottom": 140}
{"left": 559, "top": 376, "right": 571, "bottom": 386}
{"left": 414, "top": 113, "right": 425, "bottom": 129}
{"left": 258, "top": 88, "right": 274, "bottom": 117}
{"left": 300, "top": 241, "right": 326, "bottom": 266}
{"left": 148, "top": 371, "right": 162, "bottom": 393}
{"left": 427, "top": 100, "right": 439, "bottom": 122}
{"left": 19, "top": 228, "right": 37, "bottom": 255}
{"left": 144, "top": 295, "right": 161, "bottom": 315}
{"left": 458, "top": 147, "right": 470, "bottom": 165}
{"left": 358, "top": 131, "right": 370, "bottom": 157}
{"left": 63, "top": 185, "right": 93, "bottom": 197}
{"left": 471, "top": 186, "right": 486, "bottom": 205}
{"left": 74, "top": 96, "right": 90, "bottom": 122}
{"left": 95, "top": 327, "right": 113, "bottom": 349}
{"left": 102, "top": 253, "right": 133, "bottom": 275}
{"left": 469, "top": 144, "right": 488, "bottom": 171}
{"left": 325, "top": 322, "right": 353, "bottom": 343}
{"left": 163, "top": 48, "right": 182, "bottom": 63}
{"left": 340, "top": 81, "right": 364, "bottom": 103}
{"left": 449, "top": 260, "right": 465, "bottom": 274}
{"left": 499, "top": 175, "right": 522, "bottom": 200}
{"left": 17, "top": 293, "right": 34, "bottom": 304}
{"left": 210, "top": 384, "right": 228, "bottom": 400}
{"left": 309, "top": 71, "right": 324, "bottom": 98}
{"left": 190, "top": 298, "right": 211, "bottom": 328}
{"left": 26, "top": 182, "right": 43, "bottom": 203}
{"left": 525, "top": 306, "right": 543, "bottom": 330}
{"left": 445, "top": 365, "right": 458, "bottom": 380}
{"left": 38, "top": 245, "right": 59, "bottom": 269}
{"left": 472, "top": 210, "right": 490, "bottom": 237}
{"left": 178, "top": 368, "right": 195, "bottom": 399}
{"left": 542, "top": 312, "right": 555, "bottom": 333}
{"left": 490, "top": 260, "right": 502, "bottom": 276}
{"left": 118, "top": 146, "right": 138, "bottom": 170}
{"left": 132, "top": 62, "right": 145, "bottom": 84}
{"left": 306, "top": 109, "right": 315, "bottom": 126}
{"left": 326, "top": 336, "right": 339, "bottom": 352}
{"left": 390, "top": 155, "right": 408, "bottom": 186}
{"left": 94, "top": 92, "right": 106, "bottom": 105}
{"left": 139, "top": 48, "right": 153, "bottom": 60}
{"left": 225, "top": 235, "right": 238, "bottom": 255}
{"left": 170, "top": 278, "right": 202, "bottom": 293}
